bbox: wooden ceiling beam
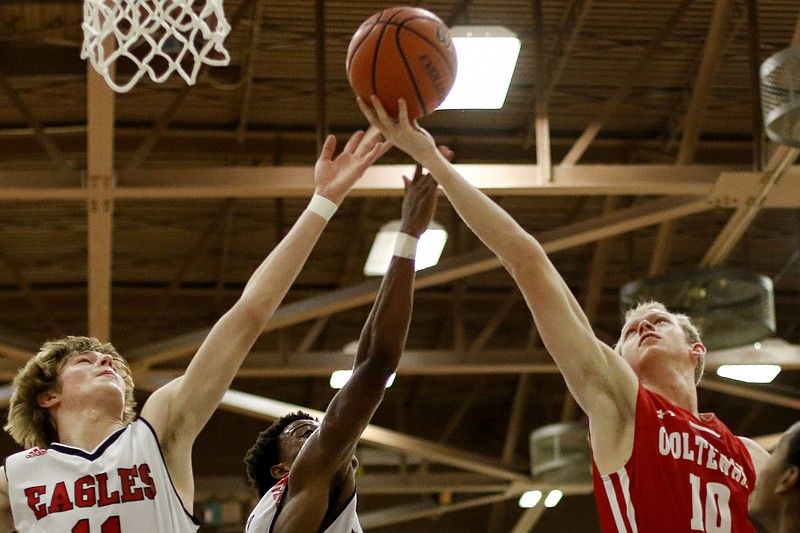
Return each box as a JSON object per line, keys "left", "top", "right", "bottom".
{"left": 510, "top": 505, "right": 547, "bottom": 533}
{"left": 355, "top": 473, "right": 509, "bottom": 495}
{"left": 134, "top": 340, "right": 800, "bottom": 379}
{"left": 114, "top": 164, "right": 728, "bottom": 198}
{"left": 195, "top": 472, "right": 513, "bottom": 498}
{"left": 359, "top": 493, "right": 517, "bottom": 530}
{"left": 532, "top": 0, "right": 552, "bottom": 183}
{"left": 86, "top": 59, "right": 115, "bottom": 341}
{"left": 139, "top": 348, "right": 575, "bottom": 378}
{"left": 10, "top": 163, "right": 797, "bottom": 205}
{"left": 702, "top": 146, "right": 800, "bottom": 265}
{"left": 235, "top": 0, "right": 264, "bottom": 144}
{"left": 0, "top": 163, "right": 738, "bottom": 200}
{"left": 206, "top": 388, "right": 532, "bottom": 482}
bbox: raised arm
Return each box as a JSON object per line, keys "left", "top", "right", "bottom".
{"left": 140, "top": 130, "right": 389, "bottom": 501}
{"left": 279, "top": 167, "right": 438, "bottom": 528}
{"left": 359, "top": 97, "right": 639, "bottom": 469}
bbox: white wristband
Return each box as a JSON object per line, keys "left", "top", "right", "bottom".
{"left": 306, "top": 194, "right": 338, "bottom": 221}
{"left": 393, "top": 233, "right": 419, "bottom": 259}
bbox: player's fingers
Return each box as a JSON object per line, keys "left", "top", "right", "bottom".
{"left": 361, "top": 125, "right": 381, "bottom": 146}
{"left": 439, "top": 145, "right": 455, "bottom": 162}
{"left": 376, "top": 140, "right": 392, "bottom": 161}
{"left": 397, "top": 99, "right": 411, "bottom": 127}
{"left": 319, "top": 134, "right": 337, "bottom": 161}
{"left": 426, "top": 174, "right": 439, "bottom": 191}
{"left": 355, "top": 126, "right": 386, "bottom": 157}
{"left": 357, "top": 98, "right": 383, "bottom": 131}
{"left": 356, "top": 96, "right": 374, "bottom": 117}
{"left": 413, "top": 163, "right": 424, "bottom": 181}
{"left": 364, "top": 140, "right": 391, "bottom": 165}
{"left": 369, "top": 95, "right": 394, "bottom": 126}
{"left": 409, "top": 171, "right": 435, "bottom": 188}
{"left": 343, "top": 130, "right": 365, "bottom": 155}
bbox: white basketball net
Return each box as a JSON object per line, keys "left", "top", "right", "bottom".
{"left": 81, "top": 0, "right": 232, "bottom": 93}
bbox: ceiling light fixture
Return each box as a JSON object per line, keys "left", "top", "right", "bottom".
{"left": 715, "top": 364, "right": 782, "bottom": 384}
{"left": 543, "top": 490, "right": 563, "bottom": 508}
{"left": 364, "top": 220, "right": 447, "bottom": 276}
{"left": 437, "top": 26, "right": 521, "bottom": 110}
{"left": 518, "top": 490, "right": 542, "bottom": 508}
{"left": 329, "top": 369, "right": 396, "bottom": 389}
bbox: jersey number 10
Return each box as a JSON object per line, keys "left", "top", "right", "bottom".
{"left": 689, "top": 474, "right": 732, "bottom": 533}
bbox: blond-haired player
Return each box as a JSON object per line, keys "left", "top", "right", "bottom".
{"left": 360, "top": 96, "right": 770, "bottom": 533}
{"left": 0, "top": 130, "right": 388, "bottom": 533}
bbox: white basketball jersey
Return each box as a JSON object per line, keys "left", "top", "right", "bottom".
{"left": 5, "top": 418, "right": 199, "bottom": 533}
{"left": 245, "top": 477, "right": 363, "bottom": 533}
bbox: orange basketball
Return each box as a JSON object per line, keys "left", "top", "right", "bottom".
{"left": 346, "top": 6, "right": 458, "bottom": 120}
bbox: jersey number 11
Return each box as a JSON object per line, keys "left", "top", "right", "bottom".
{"left": 72, "top": 516, "right": 121, "bottom": 533}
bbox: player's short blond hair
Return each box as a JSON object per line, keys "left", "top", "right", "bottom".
{"left": 5, "top": 336, "right": 137, "bottom": 449}
{"left": 618, "top": 301, "right": 705, "bottom": 384}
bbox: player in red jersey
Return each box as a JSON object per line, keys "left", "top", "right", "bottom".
{"left": 359, "top": 96, "right": 771, "bottom": 533}
{"left": 748, "top": 421, "right": 800, "bottom": 533}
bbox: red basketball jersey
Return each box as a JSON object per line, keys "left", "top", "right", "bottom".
{"left": 591, "top": 385, "right": 756, "bottom": 533}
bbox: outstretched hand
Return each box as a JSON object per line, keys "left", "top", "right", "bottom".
{"left": 314, "top": 128, "right": 391, "bottom": 204}
{"left": 357, "top": 96, "right": 440, "bottom": 166}
{"left": 398, "top": 146, "right": 452, "bottom": 237}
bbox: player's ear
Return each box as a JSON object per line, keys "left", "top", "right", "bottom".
{"left": 689, "top": 342, "right": 706, "bottom": 360}
{"left": 37, "top": 390, "right": 59, "bottom": 409}
{"left": 776, "top": 465, "right": 799, "bottom": 493}
{"left": 270, "top": 463, "right": 289, "bottom": 480}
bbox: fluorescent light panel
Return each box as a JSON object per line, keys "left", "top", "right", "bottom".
{"left": 715, "top": 364, "right": 782, "bottom": 384}
{"left": 544, "top": 490, "right": 563, "bottom": 508}
{"left": 518, "top": 490, "right": 542, "bottom": 508}
{"left": 329, "top": 369, "right": 396, "bottom": 389}
{"left": 364, "top": 220, "right": 447, "bottom": 276}
{"left": 438, "top": 26, "right": 521, "bottom": 110}
{"left": 519, "top": 489, "right": 562, "bottom": 509}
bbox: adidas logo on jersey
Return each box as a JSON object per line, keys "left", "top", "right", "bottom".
{"left": 25, "top": 448, "right": 47, "bottom": 459}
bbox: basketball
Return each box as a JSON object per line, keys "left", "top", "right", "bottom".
{"left": 346, "top": 6, "right": 458, "bottom": 120}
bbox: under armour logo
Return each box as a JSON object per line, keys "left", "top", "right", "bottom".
{"left": 657, "top": 409, "right": 675, "bottom": 419}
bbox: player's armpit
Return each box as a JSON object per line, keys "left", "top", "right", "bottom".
{"left": 739, "top": 436, "right": 770, "bottom": 476}
{"left": 0, "top": 468, "right": 17, "bottom": 533}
